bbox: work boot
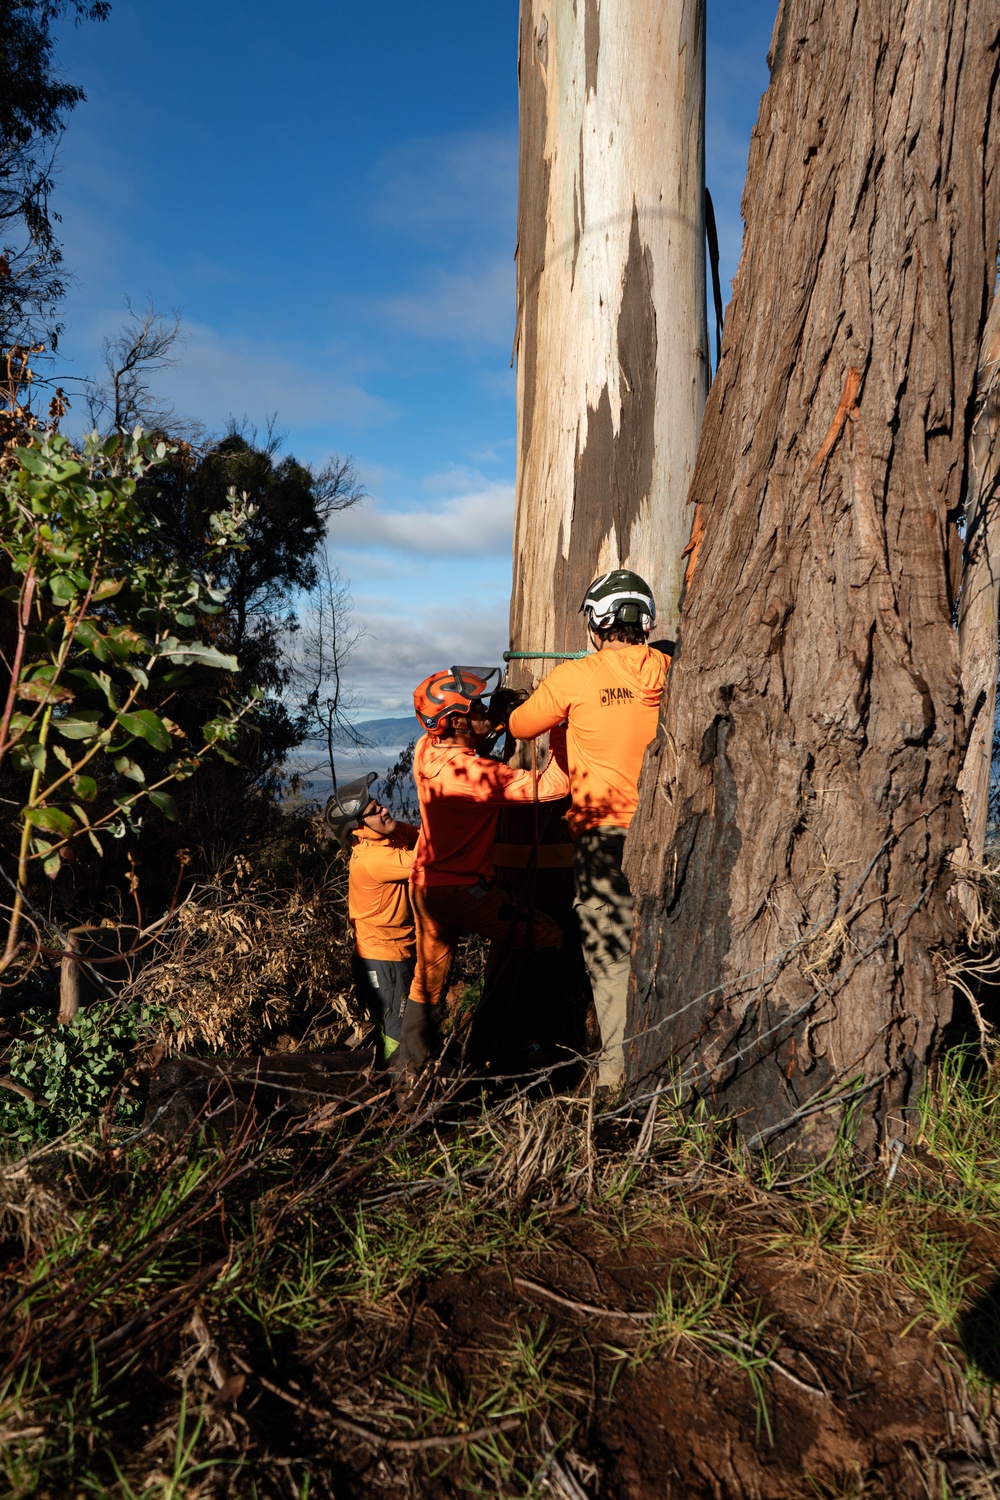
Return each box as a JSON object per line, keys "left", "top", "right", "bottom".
{"left": 395, "top": 999, "right": 441, "bottom": 1075}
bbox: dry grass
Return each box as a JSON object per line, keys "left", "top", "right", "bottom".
{"left": 132, "top": 854, "right": 356, "bottom": 1054}
{"left": 3, "top": 846, "right": 1000, "bottom": 1496}
{"left": 2, "top": 1055, "right": 1000, "bottom": 1497}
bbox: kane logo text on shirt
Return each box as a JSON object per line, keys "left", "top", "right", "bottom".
{"left": 600, "top": 686, "right": 635, "bottom": 707}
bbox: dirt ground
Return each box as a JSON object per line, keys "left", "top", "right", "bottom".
{"left": 7, "top": 1059, "right": 1000, "bottom": 1499}
{"left": 291, "top": 1211, "right": 1000, "bottom": 1498}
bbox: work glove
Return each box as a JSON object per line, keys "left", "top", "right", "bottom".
{"left": 487, "top": 686, "right": 529, "bottom": 730}
{"left": 397, "top": 999, "right": 441, "bottom": 1074}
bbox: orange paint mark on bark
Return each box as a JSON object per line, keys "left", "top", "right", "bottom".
{"left": 682, "top": 501, "right": 705, "bottom": 591}
{"left": 803, "top": 366, "right": 862, "bottom": 482}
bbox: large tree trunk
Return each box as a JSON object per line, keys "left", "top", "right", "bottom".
{"left": 625, "top": 0, "right": 1000, "bottom": 1154}
{"left": 956, "top": 294, "right": 1000, "bottom": 876}
{"left": 510, "top": 0, "right": 708, "bottom": 674}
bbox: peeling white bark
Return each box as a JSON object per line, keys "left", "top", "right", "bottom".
{"left": 511, "top": 0, "right": 708, "bottom": 668}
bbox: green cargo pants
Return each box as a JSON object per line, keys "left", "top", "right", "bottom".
{"left": 573, "top": 826, "right": 633, "bottom": 1088}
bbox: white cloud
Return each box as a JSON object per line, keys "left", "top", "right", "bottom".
{"left": 330, "top": 480, "right": 514, "bottom": 558}
{"left": 146, "top": 321, "right": 392, "bottom": 434}
{"left": 368, "top": 128, "right": 517, "bottom": 349}
{"left": 342, "top": 592, "right": 510, "bottom": 715}
{"left": 371, "top": 128, "right": 517, "bottom": 247}
{"left": 378, "top": 258, "right": 514, "bottom": 347}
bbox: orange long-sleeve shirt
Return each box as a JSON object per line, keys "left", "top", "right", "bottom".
{"left": 411, "top": 728, "right": 569, "bottom": 887}
{"left": 348, "top": 822, "right": 418, "bottom": 960}
{"left": 508, "top": 646, "right": 667, "bottom": 837}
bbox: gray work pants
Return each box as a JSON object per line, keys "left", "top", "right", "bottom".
{"left": 573, "top": 827, "right": 633, "bottom": 1087}
{"left": 351, "top": 955, "right": 413, "bottom": 1059}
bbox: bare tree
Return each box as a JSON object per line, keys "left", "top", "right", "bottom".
{"left": 509, "top": 0, "right": 708, "bottom": 675}
{"left": 312, "top": 453, "right": 367, "bottom": 523}
{"left": 84, "top": 300, "right": 188, "bottom": 435}
{"left": 293, "top": 550, "right": 367, "bottom": 795}
{"left": 625, "top": 0, "right": 1000, "bottom": 1152}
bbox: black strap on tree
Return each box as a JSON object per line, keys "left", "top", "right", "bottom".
{"left": 705, "top": 187, "right": 724, "bottom": 374}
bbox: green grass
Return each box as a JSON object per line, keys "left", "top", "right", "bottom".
{"left": 4, "top": 1053, "right": 1000, "bottom": 1495}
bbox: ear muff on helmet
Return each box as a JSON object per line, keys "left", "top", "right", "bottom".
{"left": 580, "top": 569, "right": 656, "bottom": 633}
{"left": 413, "top": 666, "right": 501, "bottom": 734}
{"left": 324, "top": 771, "right": 378, "bottom": 846}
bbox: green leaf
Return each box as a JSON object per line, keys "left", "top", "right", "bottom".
{"left": 65, "top": 668, "right": 118, "bottom": 710}
{"left": 156, "top": 640, "right": 239, "bottom": 672}
{"left": 14, "top": 446, "right": 47, "bottom": 475}
{"left": 54, "top": 709, "right": 104, "bottom": 741}
{"left": 115, "top": 709, "right": 171, "bottom": 752}
{"left": 25, "top": 806, "right": 76, "bottom": 837}
{"left": 104, "top": 625, "right": 150, "bottom": 660}
{"left": 113, "top": 756, "right": 145, "bottom": 785}
{"left": 17, "top": 679, "right": 74, "bottom": 704}
{"left": 15, "top": 742, "right": 46, "bottom": 774}
{"left": 71, "top": 775, "right": 97, "bottom": 802}
{"left": 49, "top": 574, "right": 78, "bottom": 603}
{"left": 74, "top": 620, "right": 111, "bottom": 663}
{"left": 94, "top": 578, "right": 123, "bottom": 600}
{"left": 148, "top": 789, "right": 179, "bottom": 821}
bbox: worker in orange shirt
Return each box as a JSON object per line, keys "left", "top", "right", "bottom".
{"left": 325, "top": 773, "right": 418, "bottom": 1066}
{"left": 399, "top": 666, "right": 570, "bottom": 1075}
{"left": 507, "top": 571, "right": 668, "bottom": 1092}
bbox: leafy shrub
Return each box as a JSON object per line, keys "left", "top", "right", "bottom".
{"left": 0, "top": 999, "right": 146, "bottom": 1147}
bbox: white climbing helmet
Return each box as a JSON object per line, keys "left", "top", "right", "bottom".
{"left": 580, "top": 569, "right": 656, "bottom": 633}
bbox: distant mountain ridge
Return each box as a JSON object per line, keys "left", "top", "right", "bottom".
{"left": 324, "top": 716, "right": 417, "bottom": 749}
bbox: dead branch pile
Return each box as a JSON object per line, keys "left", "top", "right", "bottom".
{"left": 131, "top": 854, "right": 355, "bottom": 1053}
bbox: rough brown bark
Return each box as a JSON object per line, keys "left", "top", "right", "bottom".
{"left": 625, "top": 0, "right": 1000, "bottom": 1152}
{"left": 956, "top": 292, "right": 1000, "bottom": 874}
{"left": 510, "top": 0, "right": 708, "bottom": 676}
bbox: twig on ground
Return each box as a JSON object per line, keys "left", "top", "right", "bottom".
{"left": 513, "top": 1277, "right": 828, "bottom": 1398}
{"left": 537, "top": 1419, "right": 592, "bottom": 1499}
{"left": 230, "top": 1352, "right": 520, "bottom": 1452}
{"left": 513, "top": 1276, "right": 651, "bottom": 1322}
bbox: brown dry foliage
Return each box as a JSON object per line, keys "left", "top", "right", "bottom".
{"left": 133, "top": 851, "right": 356, "bottom": 1054}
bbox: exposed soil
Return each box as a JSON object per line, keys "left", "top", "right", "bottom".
{"left": 9, "top": 1064, "right": 1000, "bottom": 1499}
{"left": 178, "top": 1192, "right": 1000, "bottom": 1498}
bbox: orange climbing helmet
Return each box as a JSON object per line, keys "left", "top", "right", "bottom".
{"left": 413, "top": 666, "right": 501, "bottom": 735}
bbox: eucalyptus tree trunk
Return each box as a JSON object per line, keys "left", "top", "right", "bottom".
{"left": 956, "top": 295, "right": 1000, "bottom": 876}
{"left": 510, "top": 0, "right": 708, "bottom": 673}
{"left": 625, "top": 0, "right": 1000, "bottom": 1153}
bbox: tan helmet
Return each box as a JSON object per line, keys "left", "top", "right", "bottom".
{"left": 324, "top": 772, "right": 378, "bottom": 847}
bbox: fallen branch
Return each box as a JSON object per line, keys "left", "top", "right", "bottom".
{"left": 0, "top": 1075, "right": 36, "bottom": 1104}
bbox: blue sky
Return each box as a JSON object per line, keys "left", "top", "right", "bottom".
{"left": 50, "top": 0, "right": 775, "bottom": 719}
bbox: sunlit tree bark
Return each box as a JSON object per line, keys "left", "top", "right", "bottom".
{"left": 510, "top": 0, "right": 708, "bottom": 673}
{"left": 626, "top": 0, "right": 1000, "bottom": 1152}
{"left": 956, "top": 295, "right": 1000, "bottom": 877}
